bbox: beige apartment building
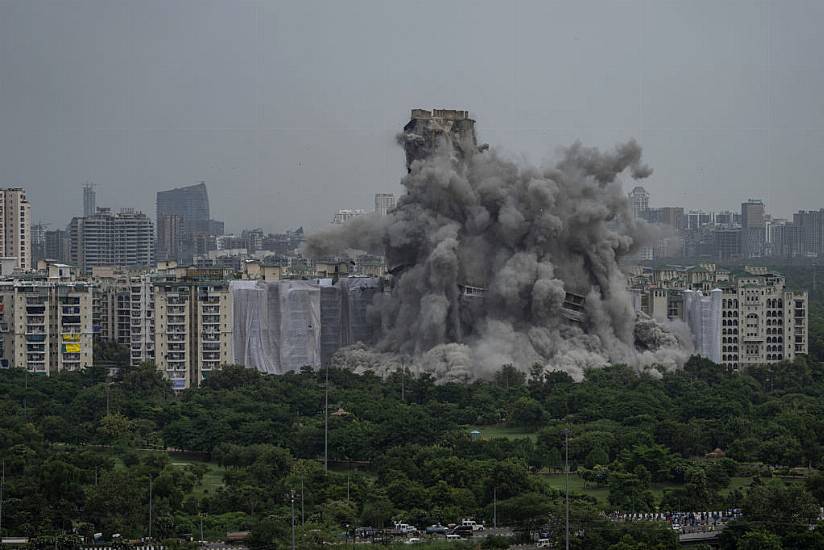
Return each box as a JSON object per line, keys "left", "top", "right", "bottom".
{"left": 0, "top": 188, "right": 32, "bottom": 270}
{"left": 633, "top": 265, "right": 808, "bottom": 370}
{"left": 0, "top": 279, "right": 93, "bottom": 373}
{"left": 153, "top": 275, "right": 232, "bottom": 390}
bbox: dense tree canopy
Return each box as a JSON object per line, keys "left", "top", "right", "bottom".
{"left": 0, "top": 284, "right": 823, "bottom": 548}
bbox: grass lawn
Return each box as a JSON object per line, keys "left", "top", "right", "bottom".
{"left": 541, "top": 473, "right": 611, "bottom": 504}
{"left": 539, "top": 473, "right": 757, "bottom": 508}
{"left": 465, "top": 424, "right": 539, "bottom": 441}
{"left": 171, "top": 458, "right": 226, "bottom": 498}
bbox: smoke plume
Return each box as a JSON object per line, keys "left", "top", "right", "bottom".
{"left": 306, "top": 121, "right": 690, "bottom": 381}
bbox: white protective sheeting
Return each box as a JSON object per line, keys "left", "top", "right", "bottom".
{"left": 230, "top": 280, "right": 321, "bottom": 374}
{"left": 684, "top": 288, "right": 722, "bottom": 363}
{"left": 231, "top": 278, "right": 380, "bottom": 373}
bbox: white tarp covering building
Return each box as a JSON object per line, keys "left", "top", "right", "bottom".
{"left": 231, "top": 277, "right": 380, "bottom": 374}
{"left": 683, "top": 288, "right": 722, "bottom": 363}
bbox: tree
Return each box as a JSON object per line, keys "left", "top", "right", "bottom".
{"left": 509, "top": 397, "right": 546, "bottom": 428}
{"left": 736, "top": 529, "right": 782, "bottom": 550}
{"left": 607, "top": 472, "right": 655, "bottom": 512}
{"left": 494, "top": 364, "right": 526, "bottom": 390}
{"left": 742, "top": 482, "right": 818, "bottom": 535}
{"left": 585, "top": 445, "right": 610, "bottom": 469}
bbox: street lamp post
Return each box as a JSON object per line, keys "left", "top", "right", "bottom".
{"left": 324, "top": 364, "right": 329, "bottom": 473}
{"left": 493, "top": 486, "right": 497, "bottom": 530}
{"left": 290, "top": 490, "right": 296, "bottom": 550}
{"left": 148, "top": 475, "right": 153, "bottom": 541}
{"left": 564, "top": 429, "right": 570, "bottom": 550}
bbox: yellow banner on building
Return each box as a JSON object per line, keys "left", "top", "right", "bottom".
{"left": 64, "top": 343, "right": 81, "bottom": 353}
{"left": 62, "top": 334, "right": 80, "bottom": 342}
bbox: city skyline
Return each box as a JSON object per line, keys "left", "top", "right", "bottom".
{"left": 3, "top": 1, "right": 824, "bottom": 233}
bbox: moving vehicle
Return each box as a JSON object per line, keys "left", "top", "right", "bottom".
{"left": 461, "top": 519, "right": 485, "bottom": 531}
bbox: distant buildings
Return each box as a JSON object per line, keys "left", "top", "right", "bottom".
{"left": 628, "top": 186, "right": 650, "bottom": 220}
{"left": 83, "top": 183, "right": 96, "bottom": 217}
{"left": 45, "top": 229, "right": 69, "bottom": 264}
{"left": 0, "top": 188, "right": 32, "bottom": 270}
{"left": 741, "top": 199, "right": 766, "bottom": 258}
{"left": 331, "top": 209, "right": 366, "bottom": 224}
{"left": 794, "top": 209, "right": 824, "bottom": 257}
{"left": 68, "top": 208, "right": 155, "bottom": 273}
{"left": 374, "top": 193, "right": 396, "bottom": 216}
{"left": 156, "top": 182, "right": 223, "bottom": 263}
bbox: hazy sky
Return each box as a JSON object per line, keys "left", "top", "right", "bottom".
{"left": 1, "top": 0, "right": 822, "bottom": 233}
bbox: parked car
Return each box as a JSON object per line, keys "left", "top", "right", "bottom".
{"left": 448, "top": 525, "right": 474, "bottom": 538}
{"left": 355, "top": 526, "right": 376, "bottom": 538}
{"left": 461, "top": 519, "right": 485, "bottom": 531}
{"left": 404, "top": 537, "right": 422, "bottom": 545}
{"left": 425, "top": 524, "right": 448, "bottom": 535}
{"left": 537, "top": 539, "right": 551, "bottom": 548}
{"left": 393, "top": 523, "right": 418, "bottom": 535}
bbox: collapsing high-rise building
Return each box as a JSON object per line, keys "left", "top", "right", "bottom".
{"left": 398, "top": 109, "right": 487, "bottom": 171}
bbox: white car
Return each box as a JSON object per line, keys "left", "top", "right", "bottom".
{"left": 536, "top": 539, "right": 551, "bottom": 548}
{"left": 446, "top": 534, "right": 462, "bottom": 541}
{"left": 404, "top": 538, "right": 422, "bottom": 545}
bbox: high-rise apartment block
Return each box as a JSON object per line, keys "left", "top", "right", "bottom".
{"left": 628, "top": 186, "right": 650, "bottom": 220}
{"left": 157, "top": 214, "right": 184, "bottom": 262}
{"left": 0, "top": 188, "right": 32, "bottom": 271}
{"left": 45, "top": 230, "right": 69, "bottom": 263}
{"left": 68, "top": 208, "right": 155, "bottom": 273}
{"left": 741, "top": 199, "right": 766, "bottom": 258}
{"left": 374, "top": 193, "right": 396, "bottom": 216}
{"left": 154, "top": 274, "right": 232, "bottom": 390}
{"left": 0, "top": 278, "right": 93, "bottom": 373}
{"left": 128, "top": 274, "right": 156, "bottom": 367}
{"left": 793, "top": 209, "right": 824, "bottom": 257}
{"left": 633, "top": 265, "right": 807, "bottom": 370}
{"left": 83, "top": 183, "right": 96, "bottom": 218}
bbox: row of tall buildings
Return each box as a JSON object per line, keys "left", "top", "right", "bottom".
{"left": 628, "top": 187, "right": 824, "bottom": 260}
{"left": 1, "top": 257, "right": 384, "bottom": 389}
{"left": 630, "top": 264, "right": 808, "bottom": 370}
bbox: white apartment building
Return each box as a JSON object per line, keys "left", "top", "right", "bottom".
{"left": 68, "top": 208, "right": 155, "bottom": 273}
{"left": 129, "top": 274, "right": 156, "bottom": 367}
